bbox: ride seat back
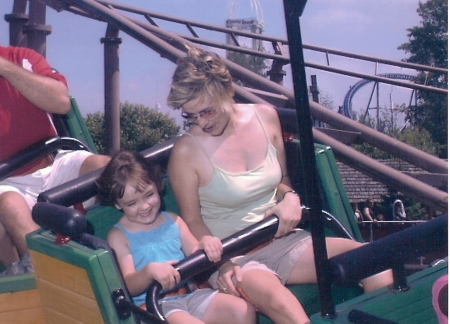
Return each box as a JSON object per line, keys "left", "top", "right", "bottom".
{"left": 27, "top": 227, "right": 138, "bottom": 324}
{"left": 27, "top": 203, "right": 138, "bottom": 324}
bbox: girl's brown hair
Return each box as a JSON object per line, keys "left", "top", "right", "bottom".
{"left": 97, "top": 150, "right": 163, "bottom": 206}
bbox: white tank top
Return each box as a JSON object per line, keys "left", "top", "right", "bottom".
{"left": 186, "top": 107, "right": 282, "bottom": 239}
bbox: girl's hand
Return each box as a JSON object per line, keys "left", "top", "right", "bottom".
{"left": 265, "top": 191, "right": 301, "bottom": 238}
{"left": 196, "top": 235, "right": 223, "bottom": 263}
{"left": 216, "top": 261, "right": 243, "bottom": 296}
{"left": 146, "top": 261, "right": 181, "bottom": 290}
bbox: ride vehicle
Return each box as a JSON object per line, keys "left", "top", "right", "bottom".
{"left": 0, "top": 0, "right": 447, "bottom": 323}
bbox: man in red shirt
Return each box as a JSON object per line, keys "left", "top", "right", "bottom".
{"left": 0, "top": 46, "right": 110, "bottom": 276}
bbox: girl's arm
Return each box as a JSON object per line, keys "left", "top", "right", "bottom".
{"left": 174, "top": 213, "right": 222, "bottom": 263}
{"left": 108, "top": 227, "right": 180, "bottom": 294}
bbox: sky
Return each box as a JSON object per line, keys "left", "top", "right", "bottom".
{"left": 0, "top": 0, "right": 423, "bottom": 126}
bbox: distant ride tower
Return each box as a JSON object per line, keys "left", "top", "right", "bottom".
{"left": 226, "top": 0, "right": 264, "bottom": 51}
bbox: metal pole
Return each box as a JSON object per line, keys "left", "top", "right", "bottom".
{"left": 5, "top": 0, "right": 28, "bottom": 47}
{"left": 282, "top": 0, "right": 335, "bottom": 318}
{"left": 23, "top": 0, "right": 52, "bottom": 56}
{"left": 101, "top": 24, "right": 122, "bottom": 155}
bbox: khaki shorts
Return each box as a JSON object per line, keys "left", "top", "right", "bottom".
{"left": 209, "top": 229, "right": 312, "bottom": 287}
{"left": 161, "top": 288, "right": 218, "bottom": 319}
{"left": 0, "top": 150, "right": 93, "bottom": 208}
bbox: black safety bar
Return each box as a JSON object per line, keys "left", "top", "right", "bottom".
{"left": 145, "top": 215, "right": 279, "bottom": 321}
{"left": 31, "top": 201, "right": 447, "bottom": 323}
{"left": 37, "top": 136, "right": 178, "bottom": 206}
{"left": 0, "top": 136, "right": 91, "bottom": 182}
{"left": 329, "top": 215, "right": 447, "bottom": 291}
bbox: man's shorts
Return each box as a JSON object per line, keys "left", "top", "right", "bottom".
{"left": 209, "top": 229, "right": 312, "bottom": 287}
{"left": 0, "top": 150, "right": 93, "bottom": 208}
{"left": 161, "top": 288, "right": 218, "bottom": 319}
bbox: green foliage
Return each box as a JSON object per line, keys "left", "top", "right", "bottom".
{"left": 84, "top": 111, "right": 106, "bottom": 153}
{"left": 398, "top": 0, "right": 448, "bottom": 68}
{"left": 85, "top": 102, "right": 179, "bottom": 154}
{"left": 398, "top": 0, "right": 448, "bottom": 158}
{"left": 351, "top": 109, "right": 440, "bottom": 159}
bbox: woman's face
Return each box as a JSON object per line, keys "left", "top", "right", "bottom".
{"left": 115, "top": 181, "right": 161, "bottom": 225}
{"left": 182, "top": 94, "right": 232, "bottom": 136}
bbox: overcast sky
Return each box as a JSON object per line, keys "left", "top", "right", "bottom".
{"left": 0, "top": 0, "right": 423, "bottom": 125}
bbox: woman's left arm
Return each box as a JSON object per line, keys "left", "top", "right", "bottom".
{"left": 257, "top": 104, "right": 302, "bottom": 237}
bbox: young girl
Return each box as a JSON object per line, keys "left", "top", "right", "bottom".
{"left": 97, "top": 150, "right": 255, "bottom": 324}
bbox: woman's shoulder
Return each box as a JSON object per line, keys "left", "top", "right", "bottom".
{"left": 171, "top": 132, "right": 201, "bottom": 156}
{"left": 254, "top": 103, "right": 280, "bottom": 124}
{"left": 236, "top": 103, "right": 276, "bottom": 115}
{"left": 234, "top": 103, "right": 278, "bottom": 124}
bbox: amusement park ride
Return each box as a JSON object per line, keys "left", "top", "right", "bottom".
{"left": 0, "top": 0, "right": 448, "bottom": 323}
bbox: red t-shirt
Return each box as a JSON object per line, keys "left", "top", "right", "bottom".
{"left": 0, "top": 46, "right": 68, "bottom": 176}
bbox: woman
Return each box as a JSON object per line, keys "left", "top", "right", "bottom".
{"left": 167, "top": 46, "right": 392, "bottom": 324}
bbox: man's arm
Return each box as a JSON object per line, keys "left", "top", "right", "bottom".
{"left": 0, "top": 55, "right": 70, "bottom": 114}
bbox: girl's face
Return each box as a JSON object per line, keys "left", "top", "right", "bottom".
{"left": 115, "top": 181, "right": 161, "bottom": 225}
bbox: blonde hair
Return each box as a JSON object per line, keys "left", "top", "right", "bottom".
{"left": 167, "top": 45, "right": 234, "bottom": 109}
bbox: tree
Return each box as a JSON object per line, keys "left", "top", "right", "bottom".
{"left": 85, "top": 102, "right": 179, "bottom": 154}
{"left": 350, "top": 108, "right": 440, "bottom": 159}
{"left": 398, "top": 0, "right": 448, "bottom": 158}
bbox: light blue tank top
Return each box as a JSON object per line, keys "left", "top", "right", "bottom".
{"left": 187, "top": 106, "right": 282, "bottom": 239}
{"left": 114, "top": 211, "right": 185, "bottom": 305}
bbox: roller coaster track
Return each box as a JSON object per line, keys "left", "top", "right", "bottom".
{"left": 342, "top": 73, "right": 418, "bottom": 118}
{"left": 14, "top": 0, "right": 448, "bottom": 211}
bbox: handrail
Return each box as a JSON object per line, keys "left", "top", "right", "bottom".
{"left": 89, "top": 0, "right": 447, "bottom": 74}
{"left": 37, "top": 136, "right": 178, "bottom": 206}
{"left": 329, "top": 215, "right": 447, "bottom": 287}
{"left": 146, "top": 215, "right": 280, "bottom": 321}
{"left": 57, "top": 0, "right": 448, "bottom": 85}
{"left": 0, "top": 136, "right": 91, "bottom": 182}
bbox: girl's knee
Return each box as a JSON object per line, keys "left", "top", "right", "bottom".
{"left": 205, "top": 293, "right": 256, "bottom": 324}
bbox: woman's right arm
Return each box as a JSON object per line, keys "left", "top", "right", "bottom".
{"left": 168, "top": 136, "right": 223, "bottom": 260}
{"left": 168, "top": 136, "right": 213, "bottom": 240}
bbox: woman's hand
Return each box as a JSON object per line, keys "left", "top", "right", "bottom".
{"left": 265, "top": 191, "right": 301, "bottom": 238}
{"left": 197, "top": 235, "right": 223, "bottom": 263}
{"left": 216, "top": 261, "right": 243, "bottom": 296}
{"left": 146, "top": 261, "right": 180, "bottom": 290}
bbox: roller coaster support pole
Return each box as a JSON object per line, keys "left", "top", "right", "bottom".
{"left": 6, "top": 0, "right": 29, "bottom": 47}
{"left": 282, "top": 0, "right": 335, "bottom": 319}
{"left": 101, "top": 24, "right": 122, "bottom": 154}
{"left": 23, "top": 0, "right": 52, "bottom": 57}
